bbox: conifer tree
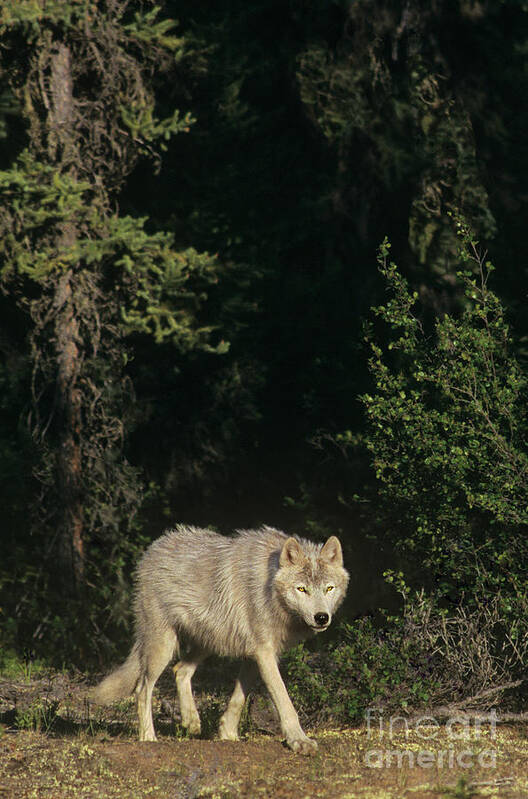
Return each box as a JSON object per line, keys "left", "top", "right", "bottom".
{"left": 0, "top": 1, "right": 223, "bottom": 626}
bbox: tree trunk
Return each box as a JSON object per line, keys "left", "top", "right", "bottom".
{"left": 54, "top": 269, "right": 84, "bottom": 595}
{"left": 49, "top": 43, "right": 85, "bottom": 595}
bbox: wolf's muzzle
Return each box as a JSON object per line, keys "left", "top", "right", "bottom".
{"left": 314, "top": 612, "right": 329, "bottom": 627}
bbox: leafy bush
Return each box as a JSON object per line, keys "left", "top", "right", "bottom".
{"left": 284, "top": 612, "right": 436, "bottom": 724}
{"left": 284, "top": 581, "right": 528, "bottom": 725}
{"left": 359, "top": 225, "right": 528, "bottom": 601}
{"left": 289, "top": 230, "right": 528, "bottom": 723}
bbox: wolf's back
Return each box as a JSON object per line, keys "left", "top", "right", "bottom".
{"left": 133, "top": 525, "right": 287, "bottom": 658}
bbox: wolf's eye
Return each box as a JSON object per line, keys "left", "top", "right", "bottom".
{"left": 325, "top": 585, "right": 335, "bottom": 593}
{"left": 297, "top": 585, "right": 307, "bottom": 593}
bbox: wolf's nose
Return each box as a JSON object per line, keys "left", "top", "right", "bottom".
{"left": 314, "top": 612, "right": 329, "bottom": 627}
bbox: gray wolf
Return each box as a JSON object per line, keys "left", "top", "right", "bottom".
{"left": 90, "top": 525, "right": 349, "bottom": 754}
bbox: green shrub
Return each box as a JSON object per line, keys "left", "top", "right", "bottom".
{"left": 359, "top": 225, "right": 528, "bottom": 601}
{"left": 285, "top": 608, "right": 438, "bottom": 725}
{"left": 284, "top": 579, "right": 528, "bottom": 724}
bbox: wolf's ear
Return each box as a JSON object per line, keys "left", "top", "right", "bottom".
{"left": 280, "top": 537, "right": 306, "bottom": 567}
{"left": 320, "top": 536, "right": 343, "bottom": 566}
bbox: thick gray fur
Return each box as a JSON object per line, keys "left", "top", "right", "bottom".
{"left": 90, "top": 524, "right": 349, "bottom": 754}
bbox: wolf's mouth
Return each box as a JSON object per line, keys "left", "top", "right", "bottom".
{"left": 310, "top": 623, "right": 330, "bottom": 632}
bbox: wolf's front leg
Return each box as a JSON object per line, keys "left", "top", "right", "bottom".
{"left": 254, "top": 647, "right": 317, "bottom": 755}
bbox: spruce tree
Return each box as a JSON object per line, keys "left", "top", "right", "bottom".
{"left": 0, "top": 0, "right": 223, "bottom": 650}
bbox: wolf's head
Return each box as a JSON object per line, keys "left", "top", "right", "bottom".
{"left": 274, "top": 535, "right": 349, "bottom": 633}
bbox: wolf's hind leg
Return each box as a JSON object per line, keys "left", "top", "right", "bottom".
{"left": 135, "top": 628, "right": 177, "bottom": 742}
{"left": 174, "top": 650, "right": 204, "bottom": 736}
{"left": 219, "top": 660, "right": 257, "bottom": 741}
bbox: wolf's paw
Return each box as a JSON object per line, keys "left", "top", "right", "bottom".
{"left": 184, "top": 716, "right": 202, "bottom": 737}
{"left": 180, "top": 705, "right": 201, "bottom": 736}
{"left": 139, "top": 731, "right": 157, "bottom": 742}
{"left": 286, "top": 735, "right": 318, "bottom": 755}
{"left": 218, "top": 716, "right": 239, "bottom": 741}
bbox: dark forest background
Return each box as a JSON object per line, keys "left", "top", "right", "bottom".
{"left": 0, "top": 0, "right": 527, "bottom": 699}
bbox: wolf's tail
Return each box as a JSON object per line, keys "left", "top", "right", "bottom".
{"left": 89, "top": 642, "right": 141, "bottom": 704}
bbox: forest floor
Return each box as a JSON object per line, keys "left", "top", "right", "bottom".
{"left": 1, "top": 665, "right": 528, "bottom": 799}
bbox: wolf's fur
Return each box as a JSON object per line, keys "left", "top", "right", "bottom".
{"left": 90, "top": 524, "right": 349, "bottom": 754}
